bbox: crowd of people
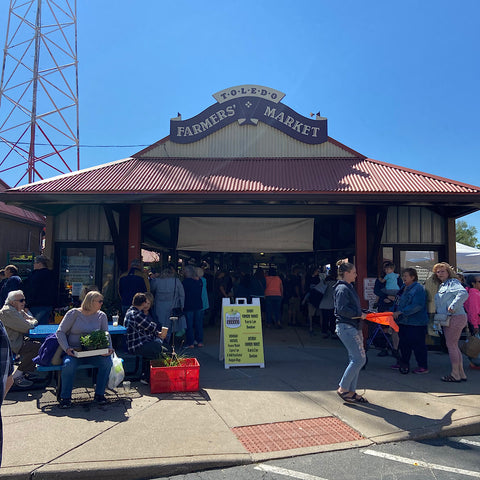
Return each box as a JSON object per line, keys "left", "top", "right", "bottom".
{"left": 334, "top": 260, "right": 479, "bottom": 405}
{"left": 0, "top": 255, "right": 477, "bottom": 429}
{"left": 117, "top": 260, "right": 342, "bottom": 341}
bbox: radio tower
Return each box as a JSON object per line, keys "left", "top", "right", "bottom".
{"left": 0, "top": 0, "right": 79, "bottom": 186}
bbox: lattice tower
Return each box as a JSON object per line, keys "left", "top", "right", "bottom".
{"left": 0, "top": 0, "right": 79, "bottom": 186}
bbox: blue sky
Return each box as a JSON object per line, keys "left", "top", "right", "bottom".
{"left": 1, "top": 1, "right": 480, "bottom": 231}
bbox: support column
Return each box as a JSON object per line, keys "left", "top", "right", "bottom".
{"left": 128, "top": 205, "right": 142, "bottom": 267}
{"left": 447, "top": 217, "right": 457, "bottom": 268}
{"left": 355, "top": 206, "right": 368, "bottom": 308}
{"left": 44, "top": 216, "right": 54, "bottom": 261}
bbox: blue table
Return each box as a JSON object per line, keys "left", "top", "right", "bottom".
{"left": 29, "top": 323, "right": 127, "bottom": 339}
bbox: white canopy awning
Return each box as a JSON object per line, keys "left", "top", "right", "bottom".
{"left": 457, "top": 242, "right": 480, "bottom": 271}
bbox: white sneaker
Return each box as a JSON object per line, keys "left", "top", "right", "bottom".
{"left": 14, "top": 376, "right": 34, "bottom": 388}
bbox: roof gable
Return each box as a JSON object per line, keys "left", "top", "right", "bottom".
{"left": 135, "top": 123, "right": 361, "bottom": 159}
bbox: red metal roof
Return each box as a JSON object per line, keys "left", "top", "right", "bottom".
{"left": 0, "top": 179, "right": 45, "bottom": 224}
{"left": 9, "top": 156, "right": 480, "bottom": 195}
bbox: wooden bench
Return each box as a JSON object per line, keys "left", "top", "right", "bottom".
{"left": 37, "top": 362, "right": 98, "bottom": 400}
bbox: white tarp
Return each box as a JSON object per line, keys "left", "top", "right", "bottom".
{"left": 456, "top": 242, "right": 480, "bottom": 271}
{"left": 177, "top": 217, "right": 314, "bottom": 253}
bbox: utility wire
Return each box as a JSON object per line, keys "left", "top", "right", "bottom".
{"left": 2, "top": 141, "right": 149, "bottom": 148}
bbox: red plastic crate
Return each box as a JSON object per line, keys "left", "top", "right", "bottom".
{"left": 150, "top": 357, "right": 200, "bottom": 393}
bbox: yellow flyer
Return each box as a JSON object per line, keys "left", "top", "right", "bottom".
{"left": 220, "top": 298, "right": 265, "bottom": 369}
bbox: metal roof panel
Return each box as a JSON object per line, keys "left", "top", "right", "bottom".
{"left": 7, "top": 157, "right": 480, "bottom": 195}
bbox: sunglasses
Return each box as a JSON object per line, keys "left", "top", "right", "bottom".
{"left": 16, "top": 298, "right": 26, "bottom": 302}
{"left": 96, "top": 299, "right": 104, "bottom": 303}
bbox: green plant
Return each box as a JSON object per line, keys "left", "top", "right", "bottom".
{"left": 80, "top": 330, "right": 109, "bottom": 350}
{"left": 157, "top": 350, "right": 189, "bottom": 367}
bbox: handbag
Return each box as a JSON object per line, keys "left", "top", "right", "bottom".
{"left": 460, "top": 332, "right": 480, "bottom": 359}
{"left": 170, "top": 279, "right": 186, "bottom": 337}
{"left": 107, "top": 352, "right": 125, "bottom": 390}
{"left": 433, "top": 313, "right": 451, "bottom": 326}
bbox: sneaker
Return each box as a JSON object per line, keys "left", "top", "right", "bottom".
{"left": 94, "top": 394, "right": 107, "bottom": 405}
{"left": 14, "top": 376, "right": 33, "bottom": 388}
{"left": 412, "top": 367, "right": 429, "bottom": 374}
{"left": 59, "top": 398, "right": 72, "bottom": 409}
{"left": 390, "top": 364, "right": 400, "bottom": 370}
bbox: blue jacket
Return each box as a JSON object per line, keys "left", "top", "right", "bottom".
{"left": 394, "top": 282, "right": 428, "bottom": 326}
{"left": 435, "top": 278, "right": 468, "bottom": 315}
{"left": 334, "top": 280, "right": 362, "bottom": 329}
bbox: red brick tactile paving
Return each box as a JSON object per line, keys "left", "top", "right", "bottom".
{"left": 232, "top": 417, "right": 364, "bottom": 453}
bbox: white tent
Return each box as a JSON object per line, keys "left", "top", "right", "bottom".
{"left": 456, "top": 242, "right": 480, "bottom": 272}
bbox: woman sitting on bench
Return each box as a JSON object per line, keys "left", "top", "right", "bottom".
{"left": 56, "top": 291, "right": 113, "bottom": 408}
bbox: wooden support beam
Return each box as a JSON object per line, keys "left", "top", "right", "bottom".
{"left": 128, "top": 205, "right": 142, "bottom": 267}
{"left": 355, "top": 206, "right": 368, "bottom": 308}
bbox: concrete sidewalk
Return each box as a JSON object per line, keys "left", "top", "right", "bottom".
{"left": 2, "top": 325, "right": 480, "bottom": 480}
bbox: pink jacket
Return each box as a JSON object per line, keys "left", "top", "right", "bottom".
{"left": 464, "top": 287, "right": 480, "bottom": 328}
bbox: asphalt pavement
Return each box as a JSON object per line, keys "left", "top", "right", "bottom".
{"left": 2, "top": 324, "right": 479, "bottom": 480}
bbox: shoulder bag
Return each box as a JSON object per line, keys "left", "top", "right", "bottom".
{"left": 433, "top": 313, "right": 450, "bottom": 327}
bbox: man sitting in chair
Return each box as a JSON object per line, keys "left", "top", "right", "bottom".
{"left": 0, "top": 290, "right": 40, "bottom": 388}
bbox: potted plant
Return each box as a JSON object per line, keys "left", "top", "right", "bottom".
{"left": 150, "top": 350, "right": 200, "bottom": 393}
{"left": 73, "top": 330, "right": 110, "bottom": 357}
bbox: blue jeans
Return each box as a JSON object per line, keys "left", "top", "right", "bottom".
{"left": 265, "top": 296, "right": 282, "bottom": 325}
{"left": 185, "top": 310, "right": 204, "bottom": 346}
{"left": 29, "top": 306, "right": 52, "bottom": 325}
{"left": 336, "top": 323, "right": 366, "bottom": 392}
{"left": 60, "top": 354, "right": 113, "bottom": 400}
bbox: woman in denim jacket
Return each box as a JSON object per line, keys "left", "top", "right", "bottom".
{"left": 434, "top": 262, "right": 468, "bottom": 382}
{"left": 334, "top": 262, "right": 368, "bottom": 403}
{"left": 392, "top": 268, "right": 429, "bottom": 375}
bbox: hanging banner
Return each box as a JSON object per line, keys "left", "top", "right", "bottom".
{"left": 219, "top": 297, "right": 265, "bottom": 369}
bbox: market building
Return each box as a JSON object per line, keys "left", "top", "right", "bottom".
{"left": 0, "top": 179, "right": 44, "bottom": 269}
{"left": 1, "top": 85, "right": 480, "bottom": 307}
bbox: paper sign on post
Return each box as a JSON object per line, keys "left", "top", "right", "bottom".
{"left": 219, "top": 297, "right": 265, "bottom": 369}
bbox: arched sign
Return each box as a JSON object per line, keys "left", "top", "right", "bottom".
{"left": 170, "top": 85, "right": 327, "bottom": 145}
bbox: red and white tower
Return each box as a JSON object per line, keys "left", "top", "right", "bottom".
{"left": 0, "top": 0, "right": 79, "bottom": 186}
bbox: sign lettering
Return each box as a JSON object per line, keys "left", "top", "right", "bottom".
{"left": 170, "top": 85, "right": 327, "bottom": 145}
{"left": 220, "top": 298, "right": 265, "bottom": 369}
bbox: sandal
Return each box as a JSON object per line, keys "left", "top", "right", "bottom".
{"left": 351, "top": 393, "right": 369, "bottom": 403}
{"left": 441, "top": 374, "right": 461, "bottom": 383}
{"left": 337, "top": 390, "right": 356, "bottom": 402}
